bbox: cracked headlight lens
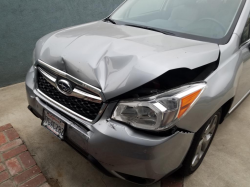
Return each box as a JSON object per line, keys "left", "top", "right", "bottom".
{"left": 112, "top": 83, "right": 206, "bottom": 131}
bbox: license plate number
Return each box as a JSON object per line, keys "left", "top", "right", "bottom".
{"left": 42, "top": 110, "right": 65, "bottom": 139}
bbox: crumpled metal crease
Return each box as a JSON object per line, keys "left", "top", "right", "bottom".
{"left": 36, "top": 21, "right": 220, "bottom": 100}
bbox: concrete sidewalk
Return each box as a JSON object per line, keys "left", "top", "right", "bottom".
{"left": 0, "top": 82, "right": 250, "bottom": 187}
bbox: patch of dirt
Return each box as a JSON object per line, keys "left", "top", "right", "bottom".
{"left": 47, "top": 178, "right": 61, "bottom": 187}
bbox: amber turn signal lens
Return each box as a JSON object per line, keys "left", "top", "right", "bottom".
{"left": 177, "top": 89, "right": 202, "bottom": 119}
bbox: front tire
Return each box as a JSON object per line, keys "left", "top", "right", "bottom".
{"left": 179, "top": 110, "right": 221, "bottom": 176}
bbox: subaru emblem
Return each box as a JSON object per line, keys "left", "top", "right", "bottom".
{"left": 57, "top": 79, "right": 73, "bottom": 94}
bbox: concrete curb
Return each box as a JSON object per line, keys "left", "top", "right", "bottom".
{"left": 0, "top": 123, "right": 50, "bottom": 187}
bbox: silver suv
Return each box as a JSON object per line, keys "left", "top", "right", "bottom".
{"left": 26, "top": 0, "right": 249, "bottom": 184}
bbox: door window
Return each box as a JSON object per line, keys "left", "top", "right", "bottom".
{"left": 241, "top": 14, "right": 250, "bottom": 45}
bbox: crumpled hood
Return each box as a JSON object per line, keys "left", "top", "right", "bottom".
{"left": 35, "top": 21, "right": 219, "bottom": 100}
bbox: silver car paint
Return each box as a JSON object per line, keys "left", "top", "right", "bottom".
{"left": 25, "top": 0, "right": 250, "bottom": 183}
{"left": 175, "top": 2, "right": 250, "bottom": 132}
{"left": 25, "top": 78, "right": 194, "bottom": 181}
{"left": 35, "top": 21, "right": 219, "bottom": 100}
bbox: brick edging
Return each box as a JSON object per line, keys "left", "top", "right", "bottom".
{"left": 0, "top": 123, "right": 50, "bottom": 187}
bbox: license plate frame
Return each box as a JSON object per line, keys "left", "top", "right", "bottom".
{"left": 42, "top": 110, "right": 66, "bottom": 139}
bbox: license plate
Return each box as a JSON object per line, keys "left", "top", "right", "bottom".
{"left": 42, "top": 110, "right": 65, "bottom": 139}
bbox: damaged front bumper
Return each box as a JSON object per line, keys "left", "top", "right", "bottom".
{"left": 26, "top": 67, "right": 194, "bottom": 184}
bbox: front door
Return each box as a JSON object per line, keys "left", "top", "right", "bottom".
{"left": 231, "top": 13, "right": 250, "bottom": 109}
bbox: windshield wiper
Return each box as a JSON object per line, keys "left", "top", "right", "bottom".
{"left": 125, "top": 24, "right": 175, "bottom": 36}
{"left": 104, "top": 17, "right": 116, "bottom": 25}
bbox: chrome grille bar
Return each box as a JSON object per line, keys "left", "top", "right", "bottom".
{"left": 34, "top": 59, "right": 107, "bottom": 124}
{"left": 37, "top": 67, "right": 102, "bottom": 103}
{"left": 36, "top": 59, "right": 105, "bottom": 102}
{"left": 37, "top": 89, "right": 93, "bottom": 122}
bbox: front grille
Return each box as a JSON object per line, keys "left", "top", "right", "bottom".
{"left": 37, "top": 70, "right": 102, "bottom": 121}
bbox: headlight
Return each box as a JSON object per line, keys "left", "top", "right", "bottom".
{"left": 111, "top": 83, "right": 206, "bottom": 131}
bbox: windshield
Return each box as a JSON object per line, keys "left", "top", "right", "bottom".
{"left": 111, "top": 0, "right": 244, "bottom": 43}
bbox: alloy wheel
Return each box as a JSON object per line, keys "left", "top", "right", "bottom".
{"left": 191, "top": 115, "right": 218, "bottom": 167}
